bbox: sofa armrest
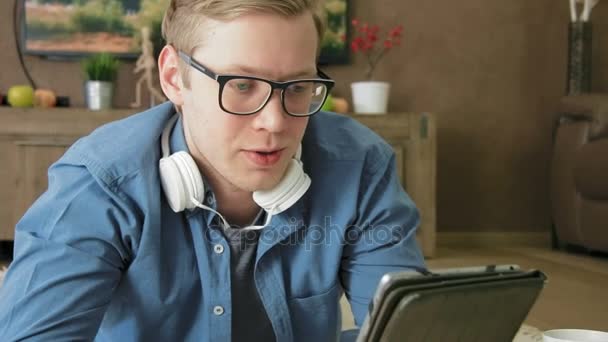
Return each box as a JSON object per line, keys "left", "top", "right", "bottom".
{"left": 557, "top": 94, "right": 608, "bottom": 140}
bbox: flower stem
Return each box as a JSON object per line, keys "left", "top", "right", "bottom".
{"left": 371, "top": 49, "right": 386, "bottom": 77}
{"left": 365, "top": 53, "right": 374, "bottom": 80}
{"left": 364, "top": 48, "right": 388, "bottom": 81}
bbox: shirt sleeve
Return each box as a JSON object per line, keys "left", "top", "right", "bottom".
{"left": 0, "top": 159, "right": 138, "bottom": 341}
{"left": 339, "top": 151, "right": 427, "bottom": 327}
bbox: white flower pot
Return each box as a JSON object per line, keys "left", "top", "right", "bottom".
{"left": 351, "top": 81, "right": 391, "bottom": 114}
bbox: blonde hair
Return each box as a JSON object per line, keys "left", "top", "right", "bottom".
{"left": 162, "top": 0, "right": 326, "bottom": 86}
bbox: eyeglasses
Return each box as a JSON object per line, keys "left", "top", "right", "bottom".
{"left": 178, "top": 51, "right": 335, "bottom": 117}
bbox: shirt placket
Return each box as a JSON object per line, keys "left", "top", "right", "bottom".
{"left": 253, "top": 208, "right": 307, "bottom": 341}
{"left": 187, "top": 193, "right": 232, "bottom": 341}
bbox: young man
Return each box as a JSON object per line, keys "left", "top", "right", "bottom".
{"left": 0, "top": 0, "right": 425, "bottom": 340}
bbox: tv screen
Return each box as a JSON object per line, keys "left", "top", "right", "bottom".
{"left": 21, "top": 0, "right": 349, "bottom": 63}
{"left": 21, "top": 0, "right": 163, "bottom": 59}
{"left": 318, "top": 0, "right": 349, "bottom": 65}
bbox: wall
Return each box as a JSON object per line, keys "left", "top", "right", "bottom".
{"left": 332, "top": 0, "right": 608, "bottom": 232}
{"left": 1, "top": 0, "right": 607, "bottom": 233}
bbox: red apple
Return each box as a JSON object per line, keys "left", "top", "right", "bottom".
{"left": 34, "top": 89, "right": 57, "bottom": 108}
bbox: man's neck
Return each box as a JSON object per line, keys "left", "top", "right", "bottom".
{"left": 182, "top": 125, "right": 261, "bottom": 227}
{"left": 215, "top": 187, "right": 260, "bottom": 228}
{"left": 193, "top": 156, "right": 260, "bottom": 227}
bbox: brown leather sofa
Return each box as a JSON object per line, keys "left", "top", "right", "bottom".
{"left": 551, "top": 94, "right": 608, "bottom": 253}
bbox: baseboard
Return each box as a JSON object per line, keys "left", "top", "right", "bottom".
{"left": 438, "top": 231, "right": 551, "bottom": 248}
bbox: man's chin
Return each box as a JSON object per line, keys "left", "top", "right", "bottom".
{"left": 241, "top": 164, "right": 288, "bottom": 191}
{"left": 235, "top": 172, "right": 283, "bottom": 193}
{"left": 245, "top": 179, "right": 281, "bottom": 193}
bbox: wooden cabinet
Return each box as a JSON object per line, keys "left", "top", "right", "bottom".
{"left": 344, "top": 112, "right": 437, "bottom": 257}
{"left": 0, "top": 108, "right": 436, "bottom": 257}
{"left": 0, "top": 107, "right": 132, "bottom": 241}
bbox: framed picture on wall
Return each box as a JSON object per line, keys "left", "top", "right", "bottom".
{"left": 21, "top": 0, "right": 350, "bottom": 64}
{"left": 318, "top": 0, "right": 350, "bottom": 65}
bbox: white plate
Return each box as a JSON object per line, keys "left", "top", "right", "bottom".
{"left": 544, "top": 329, "right": 608, "bottom": 342}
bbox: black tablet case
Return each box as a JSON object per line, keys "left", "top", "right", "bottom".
{"left": 358, "top": 267, "right": 546, "bottom": 342}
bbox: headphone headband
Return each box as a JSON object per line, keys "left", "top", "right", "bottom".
{"left": 161, "top": 113, "right": 180, "bottom": 158}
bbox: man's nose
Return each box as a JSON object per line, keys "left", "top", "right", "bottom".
{"left": 252, "top": 90, "right": 288, "bottom": 133}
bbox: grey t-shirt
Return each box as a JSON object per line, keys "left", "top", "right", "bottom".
{"left": 220, "top": 211, "right": 275, "bottom": 342}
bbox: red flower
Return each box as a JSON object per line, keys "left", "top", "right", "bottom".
{"left": 389, "top": 26, "right": 403, "bottom": 38}
{"left": 348, "top": 19, "right": 404, "bottom": 80}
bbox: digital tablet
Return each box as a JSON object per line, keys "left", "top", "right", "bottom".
{"left": 356, "top": 265, "right": 547, "bottom": 342}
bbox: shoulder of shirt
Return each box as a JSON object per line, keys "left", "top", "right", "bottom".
{"left": 303, "top": 111, "right": 394, "bottom": 174}
{"left": 59, "top": 102, "right": 175, "bottom": 188}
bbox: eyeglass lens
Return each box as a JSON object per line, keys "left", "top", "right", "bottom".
{"left": 222, "top": 78, "right": 328, "bottom": 116}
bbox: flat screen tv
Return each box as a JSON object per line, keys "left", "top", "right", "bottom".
{"left": 318, "top": 0, "right": 350, "bottom": 65}
{"left": 21, "top": 0, "right": 349, "bottom": 63}
{"left": 21, "top": 0, "right": 150, "bottom": 59}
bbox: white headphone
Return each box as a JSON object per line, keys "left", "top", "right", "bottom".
{"left": 159, "top": 113, "right": 311, "bottom": 221}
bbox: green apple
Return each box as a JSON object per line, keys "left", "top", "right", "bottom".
{"left": 8, "top": 85, "right": 35, "bottom": 108}
{"left": 321, "top": 93, "right": 334, "bottom": 111}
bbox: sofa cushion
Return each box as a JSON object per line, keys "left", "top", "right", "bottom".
{"left": 574, "top": 139, "right": 608, "bottom": 200}
{"left": 580, "top": 201, "right": 608, "bottom": 252}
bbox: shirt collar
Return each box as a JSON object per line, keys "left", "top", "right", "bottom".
{"left": 169, "top": 114, "right": 190, "bottom": 154}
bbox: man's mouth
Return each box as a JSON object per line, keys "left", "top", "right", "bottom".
{"left": 244, "top": 149, "right": 284, "bottom": 167}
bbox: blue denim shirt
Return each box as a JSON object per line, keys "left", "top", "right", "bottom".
{"left": 0, "top": 102, "right": 425, "bottom": 341}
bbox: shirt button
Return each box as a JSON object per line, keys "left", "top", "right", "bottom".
{"left": 209, "top": 230, "right": 221, "bottom": 241}
{"left": 206, "top": 194, "right": 216, "bottom": 206}
{"left": 213, "top": 305, "right": 224, "bottom": 316}
{"left": 213, "top": 244, "right": 224, "bottom": 254}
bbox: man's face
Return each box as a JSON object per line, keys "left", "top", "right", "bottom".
{"left": 179, "top": 12, "right": 318, "bottom": 192}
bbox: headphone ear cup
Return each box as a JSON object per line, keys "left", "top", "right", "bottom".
{"left": 160, "top": 156, "right": 188, "bottom": 212}
{"left": 253, "top": 158, "right": 310, "bottom": 215}
{"left": 159, "top": 151, "right": 205, "bottom": 212}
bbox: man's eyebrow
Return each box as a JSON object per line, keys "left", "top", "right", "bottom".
{"left": 222, "top": 64, "right": 318, "bottom": 80}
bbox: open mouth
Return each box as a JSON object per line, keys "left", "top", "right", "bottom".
{"left": 245, "top": 149, "right": 284, "bottom": 166}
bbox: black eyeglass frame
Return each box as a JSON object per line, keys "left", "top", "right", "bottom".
{"left": 178, "top": 50, "right": 335, "bottom": 117}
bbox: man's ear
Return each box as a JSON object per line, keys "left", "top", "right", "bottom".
{"left": 158, "top": 45, "right": 184, "bottom": 107}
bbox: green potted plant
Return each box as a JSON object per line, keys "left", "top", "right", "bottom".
{"left": 82, "top": 52, "right": 120, "bottom": 110}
